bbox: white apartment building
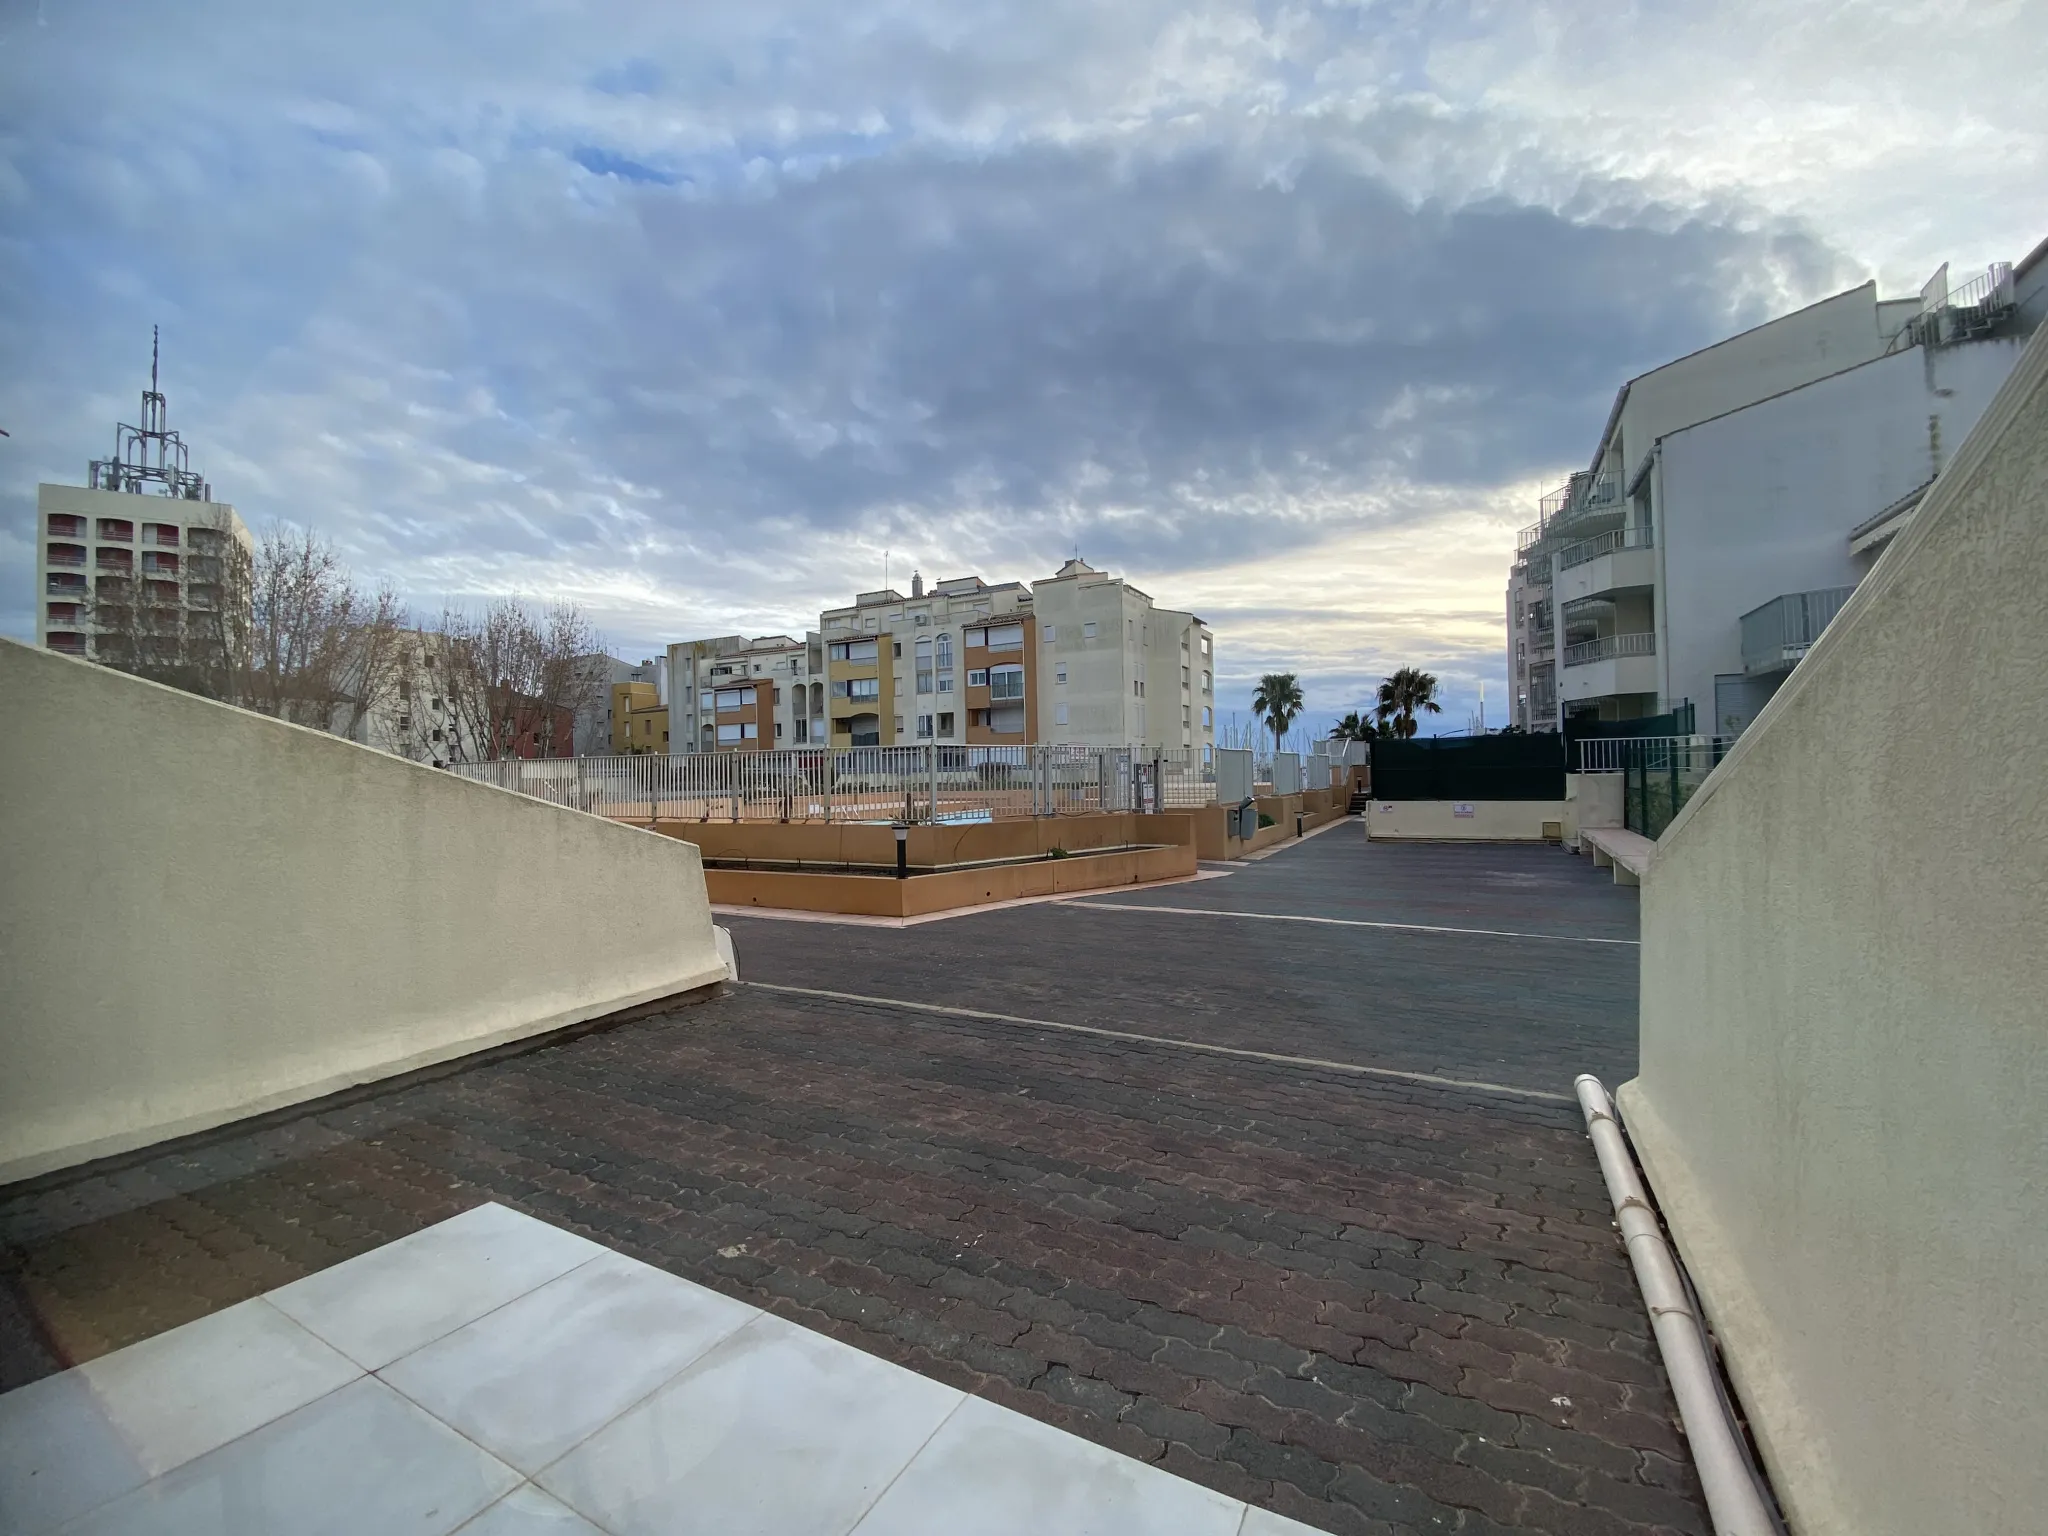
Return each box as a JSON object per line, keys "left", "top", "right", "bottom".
{"left": 813, "top": 562, "right": 1215, "bottom": 753}
{"left": 1509, "top": 245, "right": 2046, "bottom": 735}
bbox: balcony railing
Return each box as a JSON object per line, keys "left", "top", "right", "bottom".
{"left": 1558, "top": 524, "right": 1654, "bottom": 571}
{"left": 1562, "top": 632, "right": 1656, "bottom": 667}
{"left": 1740, "top": 586, "right": 1853, "bottom": 675}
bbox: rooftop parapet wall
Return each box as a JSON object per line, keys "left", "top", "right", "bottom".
{"left": 0, "top": 640, "right": 730, "bottom": 1185}
{"left": 1619, "top": 323, "right": 2048, "bottom": 1535}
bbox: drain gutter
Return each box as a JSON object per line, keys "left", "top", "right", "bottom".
{"left": 1573, "top": 1074, "right": 1784, "bottom": 1536}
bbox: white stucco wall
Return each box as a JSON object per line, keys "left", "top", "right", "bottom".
{"left": 1618, "top": 324, "right": 2048, "bottom": 1535}
{"left": 1610, "top": 284, "right": 1884, "bottom": 479}
{"left": 0, "top": 639, "right": 730, "bottom": 1184}
{"left": 1365, "top": 800, "right": 1564, "bottom": 842}
{"left": 1657, "top": 335, "right": 2026, "bottom": 727}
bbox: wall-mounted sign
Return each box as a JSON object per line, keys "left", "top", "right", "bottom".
{"left": 1453, "top": 802, "right": 1475, "bottom": 818}
{"left": 1378, "top": 803, "right": 1395, "bottom": 813}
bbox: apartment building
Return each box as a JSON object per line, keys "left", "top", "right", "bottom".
{"left": 812, "top": 562, "right": 1216, "bottom": 753}
{"left": 1509, "top": 245, "right": 2046, "bottom": 734}
{"left": 1034, "top": 558, "right": 1215, "bottom": 754}
{"left": 819, "top": 576, "right": 1033, "bottom": 747}
{"left": 667, "top": 633, "right": 814, "bottom": 750}
{"left": 609, "top": 680, "right": 667, "bottom": 754}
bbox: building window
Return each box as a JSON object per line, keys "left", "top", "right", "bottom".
{"left": 1183, "top": 706, "right": 1191, "bottom": 727}
{"left": 893, "top": 715, "right": 904, "bottom": 734}
{"left": 1042, "top": 624, "right": 1055, "bottom": 643}
{"left": 1202, "top": 670, "right": 1211, "bottom": 694}
{"left": 847, "top": 677, "right": 879, "bottom": 701}
{"left": 968, "top": 668, "right": 988, "bottom": 687}
{"left": 1082, "top": 621, "right": 1098, "bottom": 639}
{"left": 985, "top": 622, "right": 1024, "bottom": 650}
{"left": 989, "top": 664, "right": 1025, "bottom": 701}
{"left": 700, "top": 691, "right": 715, "bottom": 710}
{"left": 1182, "top": 667, "right": 1190, "bottom": 686}
{"left": 935, "top": 633, "right": 953, "bottom": 669}
{"left": 795, "top": 719, "right": 810, "bottom": 743}
{"left": 1055, "top": 664, "right": 1067, "bottom": 685}
{"left": 917, "top": 670, "right": 934, "bottom": 694}
{"left": 718, "top": 723, "right": 742, "bottom": 743}
{"left": 1203, "top": 705, "right": 1213, "bottom": 728}
{"left": 829, "top": 640, "right": 879, "bottom": 662}
{"left": 1054, "top": 703, "right": 1068, "bottom": 726}
{"left": 937, "top": 673, "right": 953, "bottom": 693}
{"left": 742, "top": 722, "right": 758, "bottom": 740}
{"left": 937, "top": 712, "right": 954, "bottom": 736}
{"left": 775, "top": 722, "right": 784, "bottom": 738}
{"left": 916, "top": 714, "right": 933, "bottom": 738}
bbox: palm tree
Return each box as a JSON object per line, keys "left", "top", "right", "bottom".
{"left": 1331, "top": 709, "right": 1376, "bottom": 742}
{"left": 1251, "top": 672, "right": 1304, "bottom": 756}
{"left": 1374, "top": 666, "right": 1442, "bottom": 739}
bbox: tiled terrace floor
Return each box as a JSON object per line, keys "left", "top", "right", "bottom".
{"left": 0, "top": 822, "right": 1707, "bottom": 1535}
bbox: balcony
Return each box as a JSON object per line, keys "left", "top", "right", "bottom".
{"left": 1561, "top": 631, "right": 1658, "bottom": 704}
{"left": 1740, "top": 587, "right": 1854, "bottom": 676}
{"left": 46, "top": 514, "right": 86, "bottom": 538}
{"left": 1563, "top": 632, "right": 1656, "bottom": 667}
{"left": 141, "top": 552, "right": 180, "bottom": 577}
{"left": 96, "top": 519, "right": 135, "bottom": 542}
{"left": 96, "top": 549, "right": 134, "bottom": 572}
{"left": 1556, "top": 526, "right": 1656, "bottom": 605}
{"left": 46, "top": 543, "right": 88, "bottom": 567}
{"left": 46, "top": 574, "right": 87, "bottom": 596}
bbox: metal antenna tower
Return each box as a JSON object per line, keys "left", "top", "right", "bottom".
{"left": 88, "top": 326, "right": 212, "bottom": 501}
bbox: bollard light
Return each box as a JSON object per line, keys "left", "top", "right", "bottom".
{"left": 894, "top": 821, "right": 909, "bottom": 880}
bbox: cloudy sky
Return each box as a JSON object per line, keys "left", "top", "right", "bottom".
{"left": 2, "top": 0, "right": 2040, "bottom": 736}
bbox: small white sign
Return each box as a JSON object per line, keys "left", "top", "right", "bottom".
{"left": 1378, "top": 803, "right": 1395, "bottom": 813}
{"left": 1453, "top": 802, "right": 1475, "bottom": 818}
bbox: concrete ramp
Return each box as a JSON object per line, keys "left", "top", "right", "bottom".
{"left": 1620, "top": 322, "right": 2048, "bottom": 1533}
{"left": 0, "top": 639, "right": 731, "bottom": 1184}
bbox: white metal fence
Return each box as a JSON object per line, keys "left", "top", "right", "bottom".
{"left": 449, "top": 744, "right": 1221, "bottom": 823}
{"left": 1573, "top": 735, "right": 1737, "bottom": 774}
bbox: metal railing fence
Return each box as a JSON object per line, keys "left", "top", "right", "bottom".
{"left": 1571, "top": 734, "right": 1737, "bottom": 838}
{"left": 1739, "top": 587, "right": 1854, "bottom": 675}
{"left": 1562, "top": 631, "right": 1657, "bottom": 668}
{"left": 1558, "top": 525, "right": 1654, "bottom": 571}
{"left": 449, "top": 743, "right": 1221, "bottom": 823}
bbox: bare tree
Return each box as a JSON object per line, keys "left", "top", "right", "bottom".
{"left": 236, "top": 524, "right": 411, "bottom": 736}
{"left": 426, "top": 599, "right": 601, "bottom": 762}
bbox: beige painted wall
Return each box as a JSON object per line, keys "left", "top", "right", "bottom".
{"left": 1563, "top": 773, "right": 1623, "bottom": 849}
{"left": 1619, "top": 324, "right": 2048, "bottom": 1535}
{"left": 1365, "top": 800, "right": 1564, "bottom": 841}
{"left": 0, "top": 640, "right": 730, "bottom": 1185}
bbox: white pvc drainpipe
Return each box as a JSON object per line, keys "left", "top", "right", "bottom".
{"left": 1574, "top": 1074, "right": 1782, "bottom": 1536}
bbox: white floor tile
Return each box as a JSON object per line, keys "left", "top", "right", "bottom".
{"left": 1239, "top": 1506, "right": 1336, "bottom": 1536}
{"left": 0, "top": 1298, "right": 360, "bottom": 1535}
{"left": 381, "top": 1249, "right": 759, "bottom": 1473}
{"left": 0, "top": 1372, "right": 152, "bottom": 1536}
{"left": 454, "top": 1485, "right": 608, "bottom": 1535}
{"left": 539, "top": 1312, "right": 963, "bottom": 1536}
{"left": 850, "top": 1393, "right": 1246, "bottom": 1536}
{"left": 267, "top": 1202, "right": 606, "bottom": 1369}
{"left": 60, "top": 1375, "right": 522, "bottom": 1536}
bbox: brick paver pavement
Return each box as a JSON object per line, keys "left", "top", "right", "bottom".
{"left": 0, "top": 825, "right": 1707, "bottom": 1535}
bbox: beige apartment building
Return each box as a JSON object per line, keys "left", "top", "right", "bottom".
{"left": 813, "top": 561, "right": 1215, "bottom": 754}
{"left": 37, "top": 349, "right": 251, "bottom": 667}
{"left": 37, "top": 484, "right": 250, "bottom": 665}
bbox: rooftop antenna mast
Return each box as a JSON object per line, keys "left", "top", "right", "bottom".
{"left": 88, "top": 325, "right": 211, "bottom": 501}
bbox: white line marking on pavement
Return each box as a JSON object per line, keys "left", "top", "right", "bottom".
{"left": 1063, "top": 902, "right": 1640, "bottom": 946}
{"left": 745, "top": 982, "right": 1576, "bottom": 1104}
